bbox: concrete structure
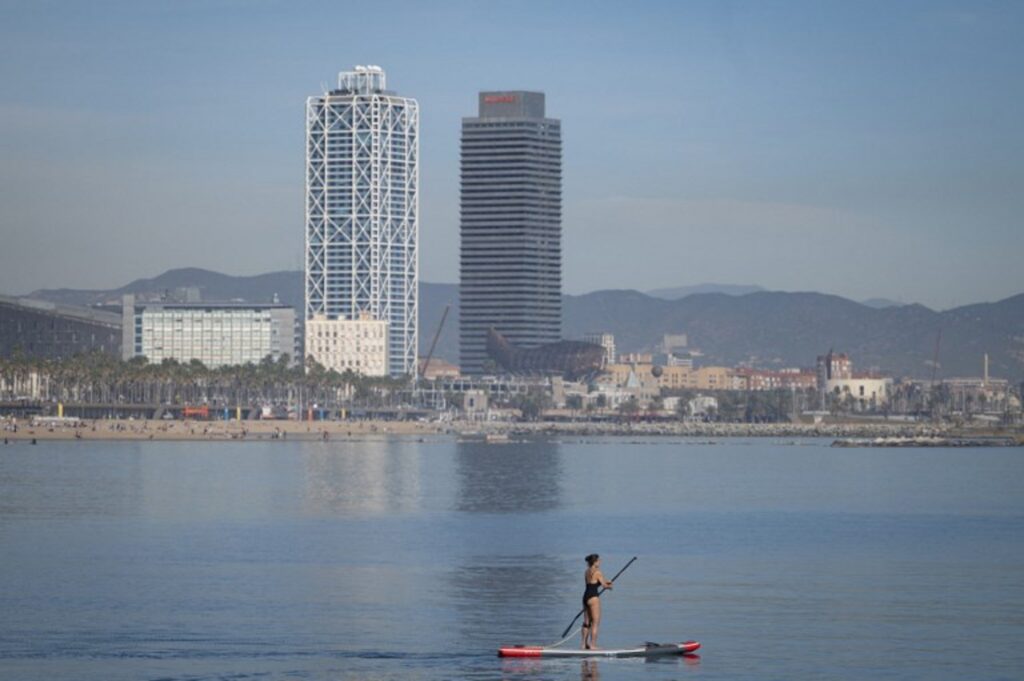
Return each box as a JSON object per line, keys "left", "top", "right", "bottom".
{"left": 463, "top": 389, "right": 488, "bottom": 418}
{"left": 584, "top": 332, "right": 616, "bottom": 366}
{"left": 0, "top": 295, "right": 122, "bottom": 359}
{"left": 459, "top": 91, "right": 562, "bottom": 374}
{"left": 734, "top": 367, "right": 818, "bottom": 391}
{"left": 419, "top": 357, "right": 460, "bottom": 380}
{"left": 688, "top": 395, "right": 719, "bottom": 418}
{"left": 486, "top": 328, "right": 603, "bottom": 379}
{"left": 605, "top": 363, "right": 735, "bottom": 392}
{"left": 659, "top": 333, "right": 693, "bottom": 367}
{"left": 942, "top": 376, "right": 1011, "bottom": 414}
{"left": 817, "top": 350, "right": 852, "bottom": 386}
{"left": 825, "top": 376, "right": 892, "bottom": 409}
{"left": 305, "top": 66, "right": 419, "bottom": 377}
{"left": 305, "top": 313, "right": 388, "bottom": 376}
{"left": 618, "top": 353, "right": 653, "bottom": 365}
{"left": 123, "top": 296, "right": 296, "bottom": 368}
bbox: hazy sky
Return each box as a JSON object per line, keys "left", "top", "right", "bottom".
{"left": 1, "top": 0, "right": 1021, "bottom": 309}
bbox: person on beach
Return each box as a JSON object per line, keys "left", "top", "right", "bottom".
{"left": 582, "top": 553, "right": 612, "bottom": 650}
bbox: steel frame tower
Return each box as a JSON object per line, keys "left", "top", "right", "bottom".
{"left": 305, "top": 66, "right": 419, "bottom": 377}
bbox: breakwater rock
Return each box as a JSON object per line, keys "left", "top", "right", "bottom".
{"left": 450, "top": 420, "right": 975, "bottom": 440}
{"left": 832, "top": 436, "right": 1021, "bottom": 448}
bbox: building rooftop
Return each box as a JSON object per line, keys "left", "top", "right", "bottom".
{"left": 475, "top": 91, "right": 546, "bottom": 119}
{"left": 0, "top": 294, "right": 122, "bottom": 328}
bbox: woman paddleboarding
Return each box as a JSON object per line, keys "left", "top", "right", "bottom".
{"left": 582, "top": 553, "right": 613, "bottom": 649}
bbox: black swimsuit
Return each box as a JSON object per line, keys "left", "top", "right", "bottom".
{"left": 583, "top": 579, "right": 601, "bottom": 606}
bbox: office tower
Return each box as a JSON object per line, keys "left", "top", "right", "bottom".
{"left": 304, "top": 65, "right": 419, "bottom": 377}
{"left": 459, "top": 91, "right": 562, "bottom": 375}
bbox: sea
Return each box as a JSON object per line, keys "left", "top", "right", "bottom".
{"left": 1, "top": 437, "right": 1022, "bottom": 680}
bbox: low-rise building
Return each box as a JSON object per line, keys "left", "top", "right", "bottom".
{"left": 734, "top": 367, "right": 818, "bottom": 391}
{"left": 1, "top": 295, "right": 122, "bottom": 359}
{"left": 942, "top": 376, "right": 1011, "bottom": 414}
{"left": 604, "top": 363, "right": 735, "bottom": 392}
{"left": 123, "top": 295, "right": 297, "bottom": 368}
{"left": 825, "top": 375, "right": 892, "bottom": 409}
{"left": 618, "top": 352, "right": 653, "bottom": 365}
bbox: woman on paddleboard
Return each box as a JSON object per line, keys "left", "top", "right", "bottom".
{"left": 582, "top": 553, "right": 612, "bottom": 649}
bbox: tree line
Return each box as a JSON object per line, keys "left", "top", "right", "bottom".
{"left": 0, "top": 351, "right": 410, "bottom": 411}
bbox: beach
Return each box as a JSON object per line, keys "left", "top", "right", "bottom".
{"left": 0, "top": 417, "right": 443, "bottom": 442}
{"left": 4, "top": 415, "right": 1019, "bottom": 443}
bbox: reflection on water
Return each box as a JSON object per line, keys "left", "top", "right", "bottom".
{"left": 302, "top": 440, "right": 422, "bottom": 514}
{"left": 0, "top": 443, "right": 144, "bottom": 518}
{"left": 446, "top": 554, "right": 565, "bottom": 646}
{"left": 581, "top": 658, "right": 601, "bottom": 680}
{"left": 456, "top": 440, "right": 562, "bottom": 513}
{"left": 2, "top": 440, "right": 1022, "bottom": 680}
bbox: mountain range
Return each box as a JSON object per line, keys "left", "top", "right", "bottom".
{"left": 23, "top": 268, "right": 1024, "bottom": 382}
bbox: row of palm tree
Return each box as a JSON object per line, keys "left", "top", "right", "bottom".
{"left": 0, "top": 350, "right": 410, "bottom": 411}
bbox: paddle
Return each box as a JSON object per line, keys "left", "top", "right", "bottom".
{"left": 560, "top": 556, "right": 637, "bottom": 638}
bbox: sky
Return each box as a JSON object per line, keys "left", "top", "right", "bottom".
{"left": 0, "top": 0, "right": 1021, "bottom": 310}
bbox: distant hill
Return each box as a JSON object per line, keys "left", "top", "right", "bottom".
{"left": 28, "top": 268, "right": 304, "bottom": 309}
{"left": 565, "top": 290, "right": 1024, "bottom": 380}
{"left": 22, "top": 269, "right": 1024, "bottom": 382}
{"left": 860, "top": 297, "right": 905, "bottom": 309}
{"left": 646, "top": 283, "right": 765, "bottom": 299}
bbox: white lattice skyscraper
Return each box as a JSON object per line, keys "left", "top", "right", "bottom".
{"left": 304, "top": 66, "right": 419, "bottom": 377}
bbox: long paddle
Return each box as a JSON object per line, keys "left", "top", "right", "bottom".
{"left": 560, "top": 556, "right": 637, "bottom": 638}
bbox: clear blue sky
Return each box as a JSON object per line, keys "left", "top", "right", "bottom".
{"left": 1, "top": 0, "right": 1021, "bottom": 309}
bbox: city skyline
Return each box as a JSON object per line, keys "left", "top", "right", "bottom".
{"left": 1, "top": 1, "right": 1022, "bottom": 309}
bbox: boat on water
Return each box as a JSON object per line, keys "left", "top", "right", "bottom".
{"left": 498, "top": 640, "right": 700, "bottom": 658}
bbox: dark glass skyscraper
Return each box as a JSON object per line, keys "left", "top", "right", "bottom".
{"left": 459, "top": 91, "right": 562, "bottom": 375}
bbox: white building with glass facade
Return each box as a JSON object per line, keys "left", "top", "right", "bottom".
{"left": 304, "top": 65, "right": 418, "bottom": 377}
{"left": 122, "top": 296, "right": 297, "bottom": 368}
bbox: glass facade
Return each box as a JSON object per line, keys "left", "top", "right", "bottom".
{"left": 459, "top": 91, "right": 562, "bottom": 375}
{"left": 134, "top": 305, "right": 294, "bottom": 368}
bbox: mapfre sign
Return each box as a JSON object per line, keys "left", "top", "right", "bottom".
{"left": 483, "top": 95, "right": 517, "bottom": 103}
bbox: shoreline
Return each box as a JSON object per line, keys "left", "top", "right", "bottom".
{"left": 3, "top": 417, "right": 1021, "bottom": 443}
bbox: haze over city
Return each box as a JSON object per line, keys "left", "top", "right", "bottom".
{"left": 2, "top": 0, "right": 1021, "bottom": 310}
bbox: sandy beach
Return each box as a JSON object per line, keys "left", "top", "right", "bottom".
{"left": 4, "top": 415, "right": 1019, "bottom": 443}
{"left": 1, "top": 417, "right": 445, "bottom": 442}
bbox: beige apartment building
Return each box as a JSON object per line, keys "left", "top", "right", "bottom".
{"left": 604, "top": 363, "right": 735, "bottom": 391}
{"left": 305, "top": 313, "right": 389, "bottom": 376}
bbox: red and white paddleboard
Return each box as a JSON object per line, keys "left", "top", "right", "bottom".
{"left": 498, "top": 640, "right": 701, "bottom": 658}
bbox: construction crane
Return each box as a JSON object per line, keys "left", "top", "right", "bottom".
{"left": 418, "top": 304, "right": 450, "bottom": 380}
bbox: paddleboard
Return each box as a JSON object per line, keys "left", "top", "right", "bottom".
{"left": 498, "top": 640, "right": 700, "bottom": 658}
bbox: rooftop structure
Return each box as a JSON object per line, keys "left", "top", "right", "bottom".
{"left": 0, "top": 295, "right": 122, "bottom": 359}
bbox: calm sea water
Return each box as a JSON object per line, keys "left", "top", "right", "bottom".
{"left": 1, "top": 437, "right": 1022, "bottom": 680}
